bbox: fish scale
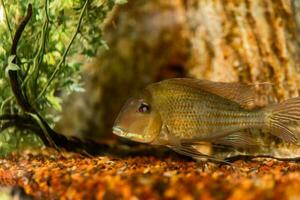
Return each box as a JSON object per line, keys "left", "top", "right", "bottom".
{"left": 152, "top": 85, "right": 265, "bottom": 139}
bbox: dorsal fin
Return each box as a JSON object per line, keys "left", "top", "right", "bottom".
{"left": 166, "top": 78, "right": 269, "bottom": 109}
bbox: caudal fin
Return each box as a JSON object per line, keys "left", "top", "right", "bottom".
{"left": 265, "top": 97, "right": 300, "bottom": 143}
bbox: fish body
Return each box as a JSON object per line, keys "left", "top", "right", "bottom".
{"left": 113, "top": 78, "right": 300, "bottom": 160}
{"left": 147, "top": 79, "right": 264, "bottom": 140}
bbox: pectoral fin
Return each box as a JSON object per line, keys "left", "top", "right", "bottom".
{"left": 213, "top": 132, "right": 259, "bottom": 149}
{"left": 180, "top": 131, "right": 259, "bottom": 149}
{"left": 168, "top": 143, "right": 232, "bottom": 165}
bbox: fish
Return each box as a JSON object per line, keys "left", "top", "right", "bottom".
{"left": 112, "top": 78, "right": 300, "bottom": 161}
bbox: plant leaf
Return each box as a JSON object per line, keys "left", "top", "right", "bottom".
{"left": 5, "top": 55, "right": 20, "bottom": 78}
{"left": 46, "top": 92, "right": 62, "bottom": 112}
{"left": 7, "top": 55, "right": 16, "bottom": 64}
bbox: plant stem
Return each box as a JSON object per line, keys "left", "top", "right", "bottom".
{"left": 36, "top": 0, "right": 89, "bottom": 101}
{"left": 0, "top": 96, "right": 13, "bottom": 114}
{"left": 0, "top": 0, "right": 13, "bottom": 42}
{"left": 23, "top": 0, "right": 50, "bottom": 100}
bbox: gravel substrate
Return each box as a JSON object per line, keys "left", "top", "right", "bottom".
{"left": 0, "top": 149, "right": 299, "bottom": 199}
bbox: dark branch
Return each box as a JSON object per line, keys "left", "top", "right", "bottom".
{"left": 7, "top": 4, "right": 59, "bottom": 148}
{"left": 9, "top": 4, "right": 33, "bottom": 113}
{"left": 0, "top": 114, "right": 51, "bottom": 146}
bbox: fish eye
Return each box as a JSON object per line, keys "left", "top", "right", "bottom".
{"left": 138, "top": 102, "right": 150, "bottom": 113}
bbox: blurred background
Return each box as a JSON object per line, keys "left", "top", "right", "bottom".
{"left": 56, "top": 0, "right": 300, "bottom": 142}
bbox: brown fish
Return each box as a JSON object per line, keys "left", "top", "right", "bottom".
{"left": 113, "top": 78, "right": 300, "bottom": 161}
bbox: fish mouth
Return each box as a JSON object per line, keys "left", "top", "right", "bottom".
{"left": 112, "top": 126, "right": 127, "bottom": 137}
{"left": 112, "top": 126, "right": 146, "bottom": 142}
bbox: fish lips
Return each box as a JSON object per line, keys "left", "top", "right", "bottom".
{"left": 112, "top": 126, "right": 127, "bottom": 137}
{"left": 112, "top": 126, "right": 153, "bottom": 143}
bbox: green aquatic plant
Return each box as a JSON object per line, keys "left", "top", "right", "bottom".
{"left": 0, "top": 0, "right": 121, "bottom": 156}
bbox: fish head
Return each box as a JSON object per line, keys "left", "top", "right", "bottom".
{"left": 113, "top": 96, "right": 162, "bottom": 143}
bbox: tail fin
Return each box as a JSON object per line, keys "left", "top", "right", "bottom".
{"left": 265, "top": 97, "right": 300, "bottom": 143}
